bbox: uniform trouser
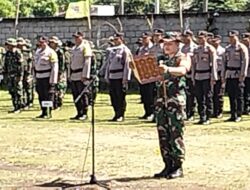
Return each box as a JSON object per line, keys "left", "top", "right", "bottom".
{"left": 155, "top": 95, "right": 185, "bottom": 165}
{"left": 8, "top": 76, "right": 23, "bottom": 110}
{"left": 226, "top": 78, "right": 244, "bottom": 119}
{"left": 70, "top": 80, "right": 88, "bottom": 116}
{"left": 195, "top": 79, "right": 213, "bottom": 121}
{"left": 23, "top": 73, "right": 34, "bottom": 106}
{"left": 109, "top": 79, "right": 126, "bottom": 118}
{"left": 213, "top": 79, "right": 224, "bottom": 116}
{"left": 140, "top": 82, "right": 155, "bottom": 116}
{"left": 244, "top": 77, "right": 250, "bottom": 113}
{"left": 185, "top": 78, "right": 196, "bottom": 118}
{"left": 36, "top": 78, "right": 51, "bottom": 116}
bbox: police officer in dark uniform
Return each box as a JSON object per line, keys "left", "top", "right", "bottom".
{"left": 181, "top": 30, "right": 198, "bottom": 121}
{"left": 34, "top": 36, "right": 58, "bottom": 119}
{"left": 222, "top": 30, "right": 249, "bottom": 122}
{"left": 105, "top": 32, "right": 132, "bottom": 122}
{"left": 69, "top": 32, "right": 92, "bottom": 120}
{"left": 136, "top": 32, "right": 155, "bottom": 121}
{"left": 192, "top": 31, "right": 218, "bottom": 125}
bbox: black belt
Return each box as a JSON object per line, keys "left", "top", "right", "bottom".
{"left": 226, "top": 66, "right": 240, "bottom": 71}
{"left": 195, "top": 69, "right": 211, "bottom": 73}
{"left": 71, "top": 68, "right": 82, "bottom": 73}
{"left": 110, "top": 69, "right": 123, "bottom": 74}
{"left": 35, "top": 69, "right": 51, "bottom": 74}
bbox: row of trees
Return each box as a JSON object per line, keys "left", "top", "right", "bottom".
{"left": 0, "top": 0, "right": 250, "bottom": 17}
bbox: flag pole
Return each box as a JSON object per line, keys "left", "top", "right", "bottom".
{"left": 15, "top": 0, "right": 20, "bottom": 38}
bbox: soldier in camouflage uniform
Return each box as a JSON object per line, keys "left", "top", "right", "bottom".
{"left": 49, "top": 36, "right": 66, "bottom": 110}
{"left": 17, "top": 37, "right": 33, "bottom": 109}
{"left": 154, "top": 33, "right": 191, "bottom": 179}
{"left": 3, "top": 38, "right": 24, "bottom": 113}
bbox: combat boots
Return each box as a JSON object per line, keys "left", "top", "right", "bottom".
{"left": 167, "top": 160, "right": 184, "bottom": 179}
{"left": 154, "top": 159, "right": 172, "bottom": 178}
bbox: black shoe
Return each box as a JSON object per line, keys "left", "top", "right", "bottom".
{"left": 196, "top": 120, "right": 205, "bottom": 125}
{"left": 78, "top": 115, "right": 88, "bottom": 121}
{"left": 115, "top": 116, "right": 124, "bottom": 122}
{"left": 154, "top": 167, "right": 170, "bottom": 178}
{"left": 202, "top": 120, "right": 210, "bottom": 125}
{"left": 225, "top": 117, "right": 236, "bottom": 122}
{"left": 154, "top": 159, "right": 172, "bottom": 178}
{"left": 138, "top": 114, "right": 147, "bottom": 119}
{"left": 43, "top": 115, "right": 52, "bottom": 119}
{"left": 235, "top": 117, "right": 241, "bottom": 122}
{"left": 36, "top": 114, "right": 45, "bottom": 118}
{"left": 108, "top": 116, "right": 118, "bottom": 122}
{"left": 167, "top": 167, "right": 184, "bottom": 179}
{"left": 70, "top": 115, "right": 80, "bottom": 120}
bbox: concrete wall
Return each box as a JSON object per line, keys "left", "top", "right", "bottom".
{"left": 0, "top": 12, "right": 250, "bottom": 52}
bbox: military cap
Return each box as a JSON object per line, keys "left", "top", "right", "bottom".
{"left": 161, "top": 31, "right": 182, "bottom": 43}
{"left": 197, "top": 31, "right": 208, "bottom": 37}
{"left": 72, "top": 31, "right": 84, "bottom": 38}
{"left": 228, "top": 30, "right": 239, "bottom": 37}
{"left": 241, "top": 32, "right": 250, "bottom": 39}
{"left": 17, "top": 37, "right": 26, "bottom": 45}
{"left": 24, "top": 39, "right": 32, "bottom": 48}
{"left": 49, "top": 36, "right": 59, "bottom": 44}
{"left": 5, "top": 38, "right": 17, "bottom": 46}
{"left": 207, "top": 32, "right": 214, "bottom": 38}
{"left": 211, "top": 35, "right": 222, "bottom": 42}
{"left": 141, "top": 32, "right": 152, "bottom": 38}
{"left": 182, "top": 30, "right": 193, "bottom": 36}
{"left": 38, "top": 36, "right": 48, "bottom": 43}
{"left": 136, "top": 37, "right": 143, "bottom": 44}
{"left": 113, "top": 32, "right": 124, "bottom": 39}
{"left": 153, "top": 28, "right": 164, "bottom": 35}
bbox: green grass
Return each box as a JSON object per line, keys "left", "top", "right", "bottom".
{"left": 0, "top": 90, "right": 250, "bottom": 189}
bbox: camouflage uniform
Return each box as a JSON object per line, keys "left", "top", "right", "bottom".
{"left": 21, "top": 39, "right": 34, "bottom": 108}
{"left": 4, "top": 38, "right": 24, "bottom": 112}
{"left": 55, "top": 47, "right": 66, "bottom": 109}
{"left": 155, "top": 51, "right": 186, "bottom": 175}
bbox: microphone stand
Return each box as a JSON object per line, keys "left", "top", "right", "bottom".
{"left": 75, "top": 77, "right": 109, "bottom": 189}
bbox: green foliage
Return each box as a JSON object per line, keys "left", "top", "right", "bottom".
{"left": 189, "top": 0, "right": 248, "bottom": 11}
{"left": 32, "top": 0, "right": 58, "bottom": 17}
{"left": 0, "top": 0, "right": 15, "bottom": 17}
{"left": 0, "top": 0, "right": 250, "bottom": 17}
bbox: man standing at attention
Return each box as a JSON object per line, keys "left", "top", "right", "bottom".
{"left": 154, "top": 33, "right": 191, "bottom": 179}
{"left": 70, "top": 32, "right": 92, "bottom": 120}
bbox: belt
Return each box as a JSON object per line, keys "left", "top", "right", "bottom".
{"left": 71, "top": 68, "right": 82, "bottom": 73}
{"left": 195, "top": 69, "right": 211, "bottom": 73}
{"left": 35, "top": 69, "right": 51, "bottom": 74}
{"left": 110, "top": 69, "right": 123, "bottom": 74}
{"left": 226, "top": 66, "right": 240, "bottom": 71}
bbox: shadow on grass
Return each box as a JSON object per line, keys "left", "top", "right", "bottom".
{"left": 36, "top": 175, "right": 154, "bottom": 189}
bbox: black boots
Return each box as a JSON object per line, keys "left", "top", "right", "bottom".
{"left": 154, "top": 159, "right": 172, "bottom": 178}
{"left": 167, "top": 160, "right": 184, "bottom": 179}
{"left": 154, "top": 159, "right": 184, "bottom": 179}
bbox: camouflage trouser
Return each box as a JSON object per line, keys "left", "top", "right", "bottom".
{"left": 23, "top": 73, "right": 34, "bottom": 106}
{"left": 54, "top": 72, "right": 67, "bottom": 109}
{"left": 155, "top": 95, "right": 186, "bottom": 164}
{"left": 7, "top": 76, "right": 23, "bottom": 109}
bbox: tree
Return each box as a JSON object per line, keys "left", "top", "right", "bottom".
{"left": 0, "top": 0, "right": 15, "bottom": 17}
{"left": 32, "top": 0, "right": 58, "bottom": 17}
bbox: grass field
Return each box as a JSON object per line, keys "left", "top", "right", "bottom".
{"left": 0, "top": 90, "right": 250, "bottom": 190}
